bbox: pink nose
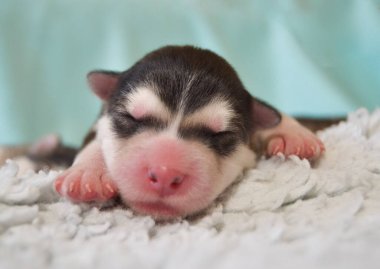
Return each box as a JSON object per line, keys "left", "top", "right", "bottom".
{"left": 147, "top": 166, "right": 185, "bottom": 196}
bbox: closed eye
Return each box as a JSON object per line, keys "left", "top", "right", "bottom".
{"left": 124, "top": 112, "right": 166, "bottom": 129}
{"left": 179, "top": 125, "right": 239, "bottom": 156}
{"left": 123, "top": 112, "right": 140, "bottom": 122}
{"left": 111, "top": 110, "right": 167, "bottom": 138}
{"left": 212, "top": 130, "right": 234, "bottom": 137}
{"left": 179, "top": 125, "right": 235, "bottom": 141}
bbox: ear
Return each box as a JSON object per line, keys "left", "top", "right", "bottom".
{"left": 87, "top": 70, "right": 120, "bottom": 100}
{"left": 251, "top": 98, "right": 282, "bottom": 131}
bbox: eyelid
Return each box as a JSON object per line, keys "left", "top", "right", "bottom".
{"left": 213, "top": 130, "right": 231, "bottom": 135}
{"left": 126, "top": 112, "right": 167, "bottom": 130}
{"left": 200, "top": 125, "right": 233, "bottom": 136}
{"left": 119, "top": 112, "right": 142, "bottom": 124}
{"left": 123, "top": 111, "right": 161, "bottom": 123}
{"left": 125, "top": 112, "right": 138, "bottom": 120}
{"left": 184, "top": 125, "right": 234, "bottom": 139}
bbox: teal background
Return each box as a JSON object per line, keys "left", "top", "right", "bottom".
{"left": 0, "top": 0, "right": 379, "bottom": 146}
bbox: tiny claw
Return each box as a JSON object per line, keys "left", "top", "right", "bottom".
{"left": 85, "top": 183, "right": 92, "bottom": 193}
{"left": 105, "top": 183, "right": 115, "bottom": 194}
{"left": 273, "top": 145, "right": 281, "bottom": 155}
{"left": 54, "top": 178, "right": 63, "bottom": 193}
{"left": 69, "top": 182, "right": 75, "bottom": 193}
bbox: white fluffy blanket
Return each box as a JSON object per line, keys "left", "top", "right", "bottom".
{"left": 1, "top": 109, "right": 380, "bottom": 269}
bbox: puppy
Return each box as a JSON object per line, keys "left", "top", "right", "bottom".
{"left": 55, "top": 46, "right": 324, "bottom": 219}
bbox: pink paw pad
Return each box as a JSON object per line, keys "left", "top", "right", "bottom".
{"left": 267, "top": 134, "right": 325, "bottom": 160}
{"left": 55, "top": 167, "right": 118, "bottom": 202}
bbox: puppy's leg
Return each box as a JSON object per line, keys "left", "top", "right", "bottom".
{"left": 55, "top": 140, "right": 118, "bottom": 202}
{"left": 256, "top": 114, "right": 325, "bottom": 160}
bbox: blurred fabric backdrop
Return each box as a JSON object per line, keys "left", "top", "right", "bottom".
{"left": 0, "top": 0, "right": 379, "bottom": 146}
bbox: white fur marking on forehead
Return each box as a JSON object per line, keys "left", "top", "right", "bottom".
{"left": 184, "top": 99, "right": 235, "bottom": 132}
{"left": 164, "top": 73, "right": 198, "bottom": 137}
{"left": 125, "top": 87, "right": 170, "bottom": 120}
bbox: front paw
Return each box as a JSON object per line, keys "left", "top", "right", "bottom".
{"left": 55, "top": 165, "right": 118, "bottom": 202}
{"left": 266, "top": 129, "right": 325, "bottom": 160}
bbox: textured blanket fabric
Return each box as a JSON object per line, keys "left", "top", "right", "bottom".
{"left": 1, "top": 109, "right": 380, "bottom": 269}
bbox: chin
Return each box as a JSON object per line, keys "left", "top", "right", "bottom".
{"left": 124, "top": 198, "right": 212, "bottom": 220}
{"left": 130, "top": 202, "right": 183, "bottom": 219}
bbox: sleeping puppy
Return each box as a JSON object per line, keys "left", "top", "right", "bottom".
{"left": 55, "top": 46, "right": 324, "bottom": 219}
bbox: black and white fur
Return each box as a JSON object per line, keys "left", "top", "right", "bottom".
{"left": 55, "top": 46, "right": 324, "bottom": 219}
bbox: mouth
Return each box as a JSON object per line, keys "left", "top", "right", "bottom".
{"left": 131, "top": 201, "right": 182, "bottom": 219}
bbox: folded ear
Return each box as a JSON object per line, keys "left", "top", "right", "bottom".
{"left": 251, "top": 98, "right": 282, "bottom": 131}
{"left": 87, "top": 70, "right": 120, "bottom": 100}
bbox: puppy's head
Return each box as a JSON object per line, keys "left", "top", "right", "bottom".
{"left": 88, "top": 46, "right": 280, "bottom": 219}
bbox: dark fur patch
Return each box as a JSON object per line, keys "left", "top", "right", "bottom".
{"left": 105, "top": 46, "right": 274, "bottom": 155}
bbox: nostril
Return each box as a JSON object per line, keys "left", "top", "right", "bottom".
{"left": 148, "top": 172, "right": 158, "bottom": 183}
{"left": 147, "top": 166, "right": 186, "bottom": 195}
{"left": 170, "top": 176, "right": 183, "bottom": 188}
